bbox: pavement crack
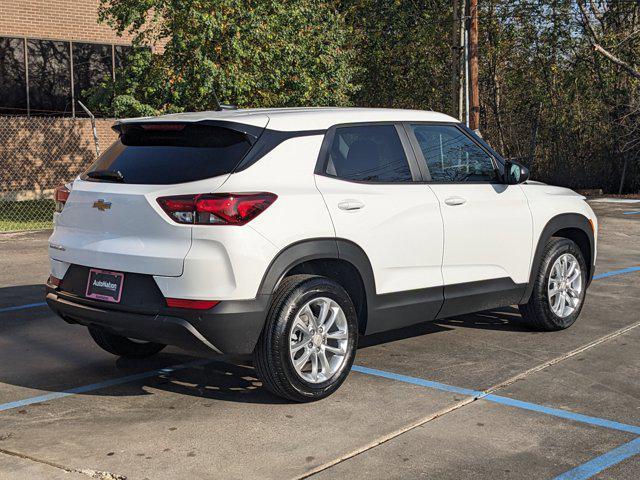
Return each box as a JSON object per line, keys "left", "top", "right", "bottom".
{"left": 0, "top": 447, "right": 127, "bottom": 480}
{"left": 481, "top": 319, "right": 640, "bottom": 396}
{"left": 295, "top": 397, "right": 479, "bottom": 479}
{"left": 300, "top": 319, "right": 640, "bottom": 479}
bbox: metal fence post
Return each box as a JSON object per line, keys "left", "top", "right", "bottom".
{"left": 77, "top": 101, "right": 101, "bottom": 158}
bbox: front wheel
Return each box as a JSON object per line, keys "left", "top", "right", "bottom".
{"left": 254, "top": 274, "right": 358, "bottom": 402}
{"left": 519, "top": 237, "right": 587, "bottom": 331}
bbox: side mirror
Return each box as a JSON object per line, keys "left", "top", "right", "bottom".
{"left": 503, "top": 161, "right": 530, "bottom": 185}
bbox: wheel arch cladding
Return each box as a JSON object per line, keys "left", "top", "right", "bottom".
{"left": 522, "top": 213, "right": 595, "bottom": 304}
{"left": 257, "top": 238, "right": 376, "bottom": 334}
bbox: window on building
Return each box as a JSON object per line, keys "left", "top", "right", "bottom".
{"left": 114, "top": 45, "right": 134, "bottom": 71}
{"left": 73, "top": 42, "right": 113, "bottom": 117}
{"left": 325, "top": 125, "right": 413, "bottom": 183}
{"left": 0, "top": 37, "right": 27, "bottom": 115}
{"left": 27, "top": 39, "right": 72, "bottom": 116}
{"left": 0, "top": 37, "right": 137, "bottom": 117}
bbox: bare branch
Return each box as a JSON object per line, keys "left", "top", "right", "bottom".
{"left": 577, "top": 1, "right": 600, "bottom": 41}
{"left": 577, "top": 0, "right": 640, "bottom": 80}
{"left": 588, "top": 0, "right": 605, "bottom": 23}
{"left": 593, "top": 44, "right": 640, "bottom": 80}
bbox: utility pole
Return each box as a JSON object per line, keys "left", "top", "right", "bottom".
{"left": 451, "top": 0, "right": 462, "bottom": 120}
{"left": 468, "top": 0, "right": 480, "bottom": 131}
{"left": 454, "top": 0, "right": 478, "bottom": 129}
{"left": 451, "top": 0, "right": 463, "bottom": 121}
{"left": 464, "top": 3, "right": 470, "bottom": 128}
{"left": 459, "top": 0, "right": 466, "bottom": 122}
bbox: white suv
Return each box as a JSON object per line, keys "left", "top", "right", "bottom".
{"left": 46, "top": 108, "right": 597, "bottom": 401}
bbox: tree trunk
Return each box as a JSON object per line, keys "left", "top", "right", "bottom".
{"left": 619, "top": 156, "right": 629, "bottom": 194}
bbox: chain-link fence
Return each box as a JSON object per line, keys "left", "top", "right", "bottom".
{"left": 0, "top": 116, "right": 117, "bottom": 232}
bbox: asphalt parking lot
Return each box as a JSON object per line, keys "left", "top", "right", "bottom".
{"left": 0, "top": 200, "right": 639, "bottom": 480}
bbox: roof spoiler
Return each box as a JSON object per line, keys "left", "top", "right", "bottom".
{"left": 111, "top": 119, "right": 264, "bottom": 144}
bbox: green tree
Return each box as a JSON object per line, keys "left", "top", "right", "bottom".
{"left": 340, "top": 0, "right": 453, "bottom": 112}
{"left": 91, "top": 0, "right": 358, "bottom": 115}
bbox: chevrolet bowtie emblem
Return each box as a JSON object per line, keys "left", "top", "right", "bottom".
{"left": 93, "top": 199, "right": 112, "bottom": 211}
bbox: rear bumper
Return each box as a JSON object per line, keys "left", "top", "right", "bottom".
{"left": 45, "top": 287, "right": 269, "bottom": 355}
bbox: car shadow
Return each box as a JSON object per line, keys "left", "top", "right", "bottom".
{"left": 0, "top": 283, "right": 46, "bottom": 310}
{"left": 358, "top": 306, "right": 532, "bottom": 349}
{"left": 0, "top": 283, "right": 531, "bottom": 406}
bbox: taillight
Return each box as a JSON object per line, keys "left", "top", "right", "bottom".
{"left": 54, "top": 185, "right": 70, "bottom": 213}
{"left": 157, "top": 193, "right": 277, "bottom": 225}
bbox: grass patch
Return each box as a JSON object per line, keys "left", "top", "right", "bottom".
{"left": 0, "top": 199, "right": 54, "bottom": 231}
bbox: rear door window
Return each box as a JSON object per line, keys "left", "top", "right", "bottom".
{"left": 325, "top": 125, "right": 413, "bottom": 182}
{"left": 82, "top": 123, "right": 254, "bottom": 185}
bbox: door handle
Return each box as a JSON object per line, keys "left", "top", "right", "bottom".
{"left": 338, "top": 200, "right": 365, "bottom": 211}
{"left": 444, "top": 196, "right": 467, "bottom": 206}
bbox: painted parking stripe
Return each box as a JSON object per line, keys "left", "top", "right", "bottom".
{"left": 0, "top": 358, "right": 211, "bottom": 412}
{"left": 592, "top": 266, "right": 640, "bottom": 280}
{"left": 0, "top": 302, "right": 47, "bottom": 314}
{"left": 482, "top": 394, "right": 640, "bottom": 435}
{"left": 552, "top": 437, "right": 640, "bottom": 480}
{"left": 352, "top": 366, "right": 640, "bottom": 478}
{"left": 622, "top": 211, "right": 640, "bottom": 215}
{"left": 352, "top": 365, "right": 482, "bottom": 397}
{"left": 352, "top": 366, "right": 640, "bottom": 435}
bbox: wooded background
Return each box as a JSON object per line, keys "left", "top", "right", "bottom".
{"left": 89, "top": 0, "right": 640, "bottom": 193}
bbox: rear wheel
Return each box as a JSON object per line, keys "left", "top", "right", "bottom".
{"left": 519, "top": 237, "right": 587, "bottom": 331}
{"left": 254, "top": 274, "right": 358, "bottom": 402}
{"left": 88, "top": 326, "right": 166, "bottom": 358}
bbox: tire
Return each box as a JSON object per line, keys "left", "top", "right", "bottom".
{"left": 254, "top": 274, "right": 358, "bottom": 402}
{"left": 88, "top": 325, "right": 166, "bottom": 358}
{"left": 519, "top": 237, "right": 588, "bottom": 331}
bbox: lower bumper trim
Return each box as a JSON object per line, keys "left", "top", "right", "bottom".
{"left": 45, "top": 289, "right": 269, "bottom": 355}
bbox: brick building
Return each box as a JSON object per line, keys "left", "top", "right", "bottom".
{"left": 0, "top": 0, "right": 154, "bottom": 203}
{"left": 0, "top": 0, "right": 139, "bottom": 117}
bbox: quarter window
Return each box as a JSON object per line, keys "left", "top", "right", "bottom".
{"left": 410, "top": 125, "right": 497, "bottom": 182}
{"left": 325, "top": 125, "right": 412, "bottom": 182}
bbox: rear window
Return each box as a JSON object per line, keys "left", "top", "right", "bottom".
{"left": 82, "top": 123, "right": 254, "bottom": 185}
{"left": 325, "top": 125, "right": 413, "bottom": 182}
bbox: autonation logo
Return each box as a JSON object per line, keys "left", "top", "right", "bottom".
{"left": 93, "top": 279, "right": 117, "bottom": 291}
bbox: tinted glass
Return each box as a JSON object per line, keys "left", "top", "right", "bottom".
{"left": 27, "top": 39, "right": 72, "bottom": 116}
{"left": 0, "top": 37, "right": 27, "bottom": 115}
{"left": 82, "top": 123, "right": 253, "bottom": 185}
{"left": 114, "top": 45, "right": 133, "bottom": 72}
{"left": 326, "top": 125, "right": 412, "bottom": 182}
{"left": 73, "top": 43, "right": 113, "bottom": 117}
{"left": 410, "top": 125, "right": 497, "bottom": 182}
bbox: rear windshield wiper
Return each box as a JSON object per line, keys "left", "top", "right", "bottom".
{"left": 86, "top": 170, "right": 125, "bottom": 183}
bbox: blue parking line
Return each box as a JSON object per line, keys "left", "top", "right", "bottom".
{"left": 592, "top": 266, "right": 640, "bottom": 280}
{"left": 483, "top": 394, "right": 640, "bottom": 435}
{"left": 353, "top": 366, "right": 640, "bottom": 478}
{"left": 353, "top": 366, "right": 640, "bottom": 435}
{"left": 0, "top": 358, "right": 211, "bottom": 412}
{"left": 0, "top": 265, "right": 639, "bottom": 477}
{"left": 552, "top": 437, "right": 640, "bottom": 480}
{"left": 0, "top": 301, "right": 47, "bottom": 314}
{"left": 622, "top": 211, "right": 640, "bottom": 215}
{"left": 352, "top": 365, "right": 482, "bottom": 397}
